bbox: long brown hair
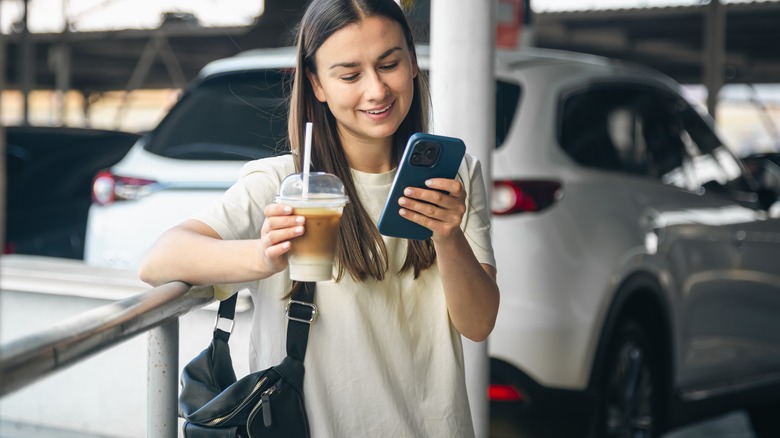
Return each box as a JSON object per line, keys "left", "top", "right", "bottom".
{"left": 288, "top": 0, "right": 435, "bottom": 282}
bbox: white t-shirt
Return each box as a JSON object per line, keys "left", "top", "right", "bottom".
{"left": 194, "top": 153, "right": 495, "bottom": 438}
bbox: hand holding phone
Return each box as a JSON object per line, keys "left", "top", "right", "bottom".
{"left": 378, "top": 133, "right": 466, "bottom": 240}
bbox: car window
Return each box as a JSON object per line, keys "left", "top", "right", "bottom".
{"left": 144, "top": 70, "right": 291, "bottom": 160}
{"left": 495, "top": 79, "right": 522, "bottom": 149}
{"left": 558, "top": 84, "right": 752, "bottom": 195}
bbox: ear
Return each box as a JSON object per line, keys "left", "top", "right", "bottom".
{"left": 306, "top": 69, "right": 327, "bottom": 103}
{"left": 411, "top": 54, "right": 419, "bottom": 79}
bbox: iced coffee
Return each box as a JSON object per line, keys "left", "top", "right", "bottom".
{"left": 276, "top": 172, "right": 348, "bottom": 281}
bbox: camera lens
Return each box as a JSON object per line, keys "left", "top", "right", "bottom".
{"left": 425, "top": 148, "right": 437, "bottom": 161}
{"left": 411, "top": 152, "right": 422, "bottom": 165}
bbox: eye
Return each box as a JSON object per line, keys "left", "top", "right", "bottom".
{"left": 341, "top": 73, "right": 360, "bottom": 82}
{"left": 380, "top": 62, "right": 399, "bottom": 71}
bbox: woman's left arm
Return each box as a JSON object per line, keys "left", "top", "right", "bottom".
{"left": 398, "top": 178, "right": 500, "bottom": 342}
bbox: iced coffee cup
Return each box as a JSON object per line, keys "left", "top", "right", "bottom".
{"left": 276, "top": 172, "right": 348, "bottom": 281}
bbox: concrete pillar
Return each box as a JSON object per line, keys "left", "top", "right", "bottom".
{"left": 0, "top": 2, "right": 5, "bottom": 255}
{"left": 703, "top": 0, "right": 726, "bottom": 118}
{"left": 52, "top": 42, "right": 71, "bottom": 126}
{"left": 20, "top": 0, "right": 33, "bottom": 126}
{"left": 430, "top": 1, "right": 496, "bottom": 436}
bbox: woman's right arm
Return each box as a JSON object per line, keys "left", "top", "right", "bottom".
{"left": 139, "top": 204, "right": 305, "bottom": 286}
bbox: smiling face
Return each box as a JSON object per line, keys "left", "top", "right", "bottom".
{"left": 307, "top": 15, "right": 418, "bottom": 151}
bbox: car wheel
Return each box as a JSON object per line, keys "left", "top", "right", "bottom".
{"left": 597, "top": 320, "right": 660, "bottom": 438}
{"left": 748, "top": 402, "right": 780, "bottom": 438}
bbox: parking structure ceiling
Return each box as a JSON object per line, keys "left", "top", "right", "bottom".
{"left": 2, "top": 0, "right": 779, "bottom": 93}
{"left": 533, "top": 1, "right": 780, "bottom": 86}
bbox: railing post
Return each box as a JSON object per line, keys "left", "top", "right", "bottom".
{"left": 147, "top": 319, "right": 179, "bottom": 438}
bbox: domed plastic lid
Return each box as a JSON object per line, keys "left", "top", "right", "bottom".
{"left": 276, "top": 172, "right": 349, "bottom": 208}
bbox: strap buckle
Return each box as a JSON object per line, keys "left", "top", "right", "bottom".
{"left": 213, "top": 314, "right": 235, "bottom": 334}
{"left": 285, "top": 300, "right": 318, "bottom": 324}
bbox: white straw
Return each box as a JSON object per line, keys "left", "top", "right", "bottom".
{"left": 302, "top": 122, "right": 313, "bottom": 199}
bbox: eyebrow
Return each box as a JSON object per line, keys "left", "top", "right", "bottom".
{"left": 328, "top": 47, "right": 403, "bottom": 70}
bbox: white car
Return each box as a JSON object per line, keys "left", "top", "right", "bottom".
{"left": 85, "top": 47, "right": 780, "bottom": 438}
{"left": 86, "top": 48, "right": 296, "bottom": 269}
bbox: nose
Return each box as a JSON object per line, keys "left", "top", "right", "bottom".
{"left": 365, "top": 71, "right": 389, "bottom": 101}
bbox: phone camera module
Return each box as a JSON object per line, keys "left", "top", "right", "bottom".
{"left": 411, "top": 142, "right": 441, "bottom": 167}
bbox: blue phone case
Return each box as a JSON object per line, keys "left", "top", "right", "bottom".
{"left": 377, "top": 133, "right": 466, "bottom": 240}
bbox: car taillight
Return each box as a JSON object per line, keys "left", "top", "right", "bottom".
{"left": 488, "top": 384, "right": 526, "bottom": 402}
{"left": 491, "top": 180, "right": 563, "bottom": 215}
{"left": 92, "top": 170, "right": 158, "bottom": 206}
{"left": 3, "top": 241, "right": 16, "bottom": 254}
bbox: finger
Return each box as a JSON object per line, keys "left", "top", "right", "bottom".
{"left": 260, "top": 238, "right": 295, "bottom": 274}
{"left": 263, "top": 238, "right": 292, "bottom": 259}
{"left": 263, "top": 226, "right": 305, "bottom": 249}
{"left": 403, "top": 186, "right": 462, "bottom": 210}
{"left": 264, "top": 240, "right": 289, "bottom": 257}
{"left": 423, "top": 178, "right": 465, "bottom": 197}
{"left": 261, "top": 203, "right": 301, "bottom": 235}
{"left": 264, "top": 203, "right": 294, "bottom": 218}
{"left": 403, "top": 186, "right": 447, "bottom": 205}
{"left": 399, "top": 196, "right": 442, "bottom": 220}
{"left": 400, "top": 196, "right": 467, "bottom": 229}
{"left": 399, "top": 204, "right": 463, "bottom": 240}
{"left": 399, "top": 206, "right": 437, "bottom": 228}
{"left": 264, "top": 215, "right": 305, "bottom": 233}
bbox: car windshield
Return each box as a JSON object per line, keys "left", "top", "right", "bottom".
{"left": 144, "top": 70, "right": 291, "bottom": 160}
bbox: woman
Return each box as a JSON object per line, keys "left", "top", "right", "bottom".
{"left": 140, "top": 0, "right": 499, "bottom": 436}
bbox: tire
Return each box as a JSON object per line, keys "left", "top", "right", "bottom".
{"left": 748, "top": 402, "right": 780, "bottom": 438}
{"left": 595, "top": 320, "right": 661, "bottom": 438}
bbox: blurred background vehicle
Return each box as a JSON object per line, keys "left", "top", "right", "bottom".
{"left": 487, "top": 54, "right": 780, "bottom": 438}
{"left": 83, "top": 47, "right": 780, "bottom": 438}
{"left": 4, "top": 126, "right": 140, "bottom": 259}
{"left": 84, "top": 48, "right": 294, "bottom": 269}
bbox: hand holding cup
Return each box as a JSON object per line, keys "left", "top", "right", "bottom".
{"left": 258, "top": 203, "right": 307, "bottom": 274}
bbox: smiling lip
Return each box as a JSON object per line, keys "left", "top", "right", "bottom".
{"left": 362, "top": 102, "right": 394, "bottom": 115}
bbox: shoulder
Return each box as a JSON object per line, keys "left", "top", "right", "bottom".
{"left": 238, "top": 154, "right": 296, "bottom": 182}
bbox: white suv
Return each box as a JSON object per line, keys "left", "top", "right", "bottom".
{"left": 84, "top": 47, "right": 780, "bottom": 438}
{"left": 85, "top": 48, "right": 295, "bottom": 269}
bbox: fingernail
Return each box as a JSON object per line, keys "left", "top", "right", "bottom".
{"left": 399, "top": 198, "right": 407, "bottom": 205}
{"left": 283, "top": 205, "right": 293, "bottom": 213}
{"left": 296, "top": 216, "right": 305, "bottom": 224}
{"left": 282, "top": 242, "right": 291, "bottom": 249}
{"left": 404, "top": 188, "right": 413, "bottom": 196}
{"left": 295, "top": 226, "right": 304, "bottom": 233}
{"left": 399, "top": 208, "right": 407, "bottom": 216}
{"left": 425, "top": 180, "right": 433, "bottom": 186}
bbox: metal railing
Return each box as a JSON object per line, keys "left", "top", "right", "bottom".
{"left": 0, "top": 279, "right": 215, "bottom": 437}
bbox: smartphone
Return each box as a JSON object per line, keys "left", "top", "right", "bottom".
{"left": 377, "top": 133, "right": 466, "bottom": 240}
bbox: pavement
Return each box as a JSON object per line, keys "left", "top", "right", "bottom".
{"left": 663, "top": 410, "right": 756, "bottom": 438}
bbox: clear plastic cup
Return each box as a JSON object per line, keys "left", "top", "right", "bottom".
{"left": 276, "top": 172, "right": 349, "bottom": 281}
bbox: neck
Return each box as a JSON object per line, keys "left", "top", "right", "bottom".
{"left": 340, "top": 134, "right": 394, "bottom": 174}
